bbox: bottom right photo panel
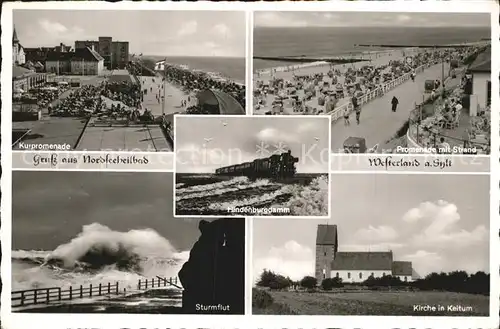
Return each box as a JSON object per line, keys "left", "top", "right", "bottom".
{"left": 252, "top": 174, "right": 490, "bottom": 316}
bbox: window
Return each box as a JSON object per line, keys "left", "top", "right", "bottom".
{"left": 487, "top": 80, "right": 491, "bottom": 106}
{"left": 359, "top": 272, "right": 362, "bottom": 279}
{"left": 347, "top": 272, "right": 351, "bottom": 279}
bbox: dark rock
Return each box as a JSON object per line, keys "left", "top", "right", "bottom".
{"left": 179, "top": 218, "right": 245, "bottom": 314}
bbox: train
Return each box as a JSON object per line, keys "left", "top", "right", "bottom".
{"left": 215, "top": 150, "right": 299, "bottom": 179}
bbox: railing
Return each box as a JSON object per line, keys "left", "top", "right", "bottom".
{"left": 328, "top": 63, "right": 428, "bottom": 122}
{"left": 12, "top": 282, "right": 120, "bottom": 308}
{"left": 137, "top": 276, "right": 181, "bottom": 290}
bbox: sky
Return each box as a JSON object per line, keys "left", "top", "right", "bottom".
{"left": 253, "top": 174, "right": 489, "bottom": 282}
{"left": 175, "top": 116, "right": 330, "bottom": 174}
{"left": 254, "top": 12, "right": 490, "bottom": 28}
{"left": 11, "top": 171, "right": 222, "bottom": 252}
{"left": 13, "top": 10, "right": 245, "bottom": 57}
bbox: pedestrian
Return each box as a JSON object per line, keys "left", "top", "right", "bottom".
{"left": 343, "top": 108, "right": 350, "bottom": 126}
{"left": 352, "top": 95, "right": 361, "bottom": 124}
{"left": 391, "top": 96, "right": 399, "bottom": 112}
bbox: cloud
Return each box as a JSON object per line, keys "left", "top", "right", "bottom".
{"left": 176, "top": 143, "right": 255, "bottom": 173}
{"left": 403, "top": 250, "right": 443, "bottom": 276}
{"left": 177, "top": 20, "right": 198, "bottom": 37}
{"left": 256, "top": 128, "right": 299, "bottom": 145}
{"left": 254, "top": 13, "right": 308, "bottom": 28}
{"left": 340, "top": 243, "right": 405, "bottom": 252}
{"left": 211, "top": 23, "right": 231, "bottom": 38}
{"left": 403, "top": 200, "right": 487, "bottom": 248}
{"left": 254, "top": 241, "right": 315, "bottom": 282}
{"left": 354, "top": 225, "right": 399, "bottom": 242}
{"left": 37, "top": 19, "right": 85, "bottom": 43}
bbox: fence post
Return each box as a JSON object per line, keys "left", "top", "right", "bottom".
{"left": 46, "top": 288, "right": 50, "bottom": 304}
{"left": 80, "top": 285, "right": 83, "bottom": 298}
{"left": 116, "top": 282, "right": 119, "bottom": 295}
{"left": 152, "top": 278, "right": 155, "bottom": 288}
{"left": 138, "top": 279, "right": 141, "bottom": 290}
{"left": 99, "top": 283, "right": 102, "bottom": 296}
{"left": 145, "top": 279, "right": 148, "bottom": 289}
{"left": 89, "top": 284, "right": 92, "bottom": 297}
{"left": 58, "top": 288, "right": 62, "bottom": 301}
{"left": 69, "top": 286, "right": 73, "bottom": 300}
{"left": 20, "top": 291, "right": 25, "bottom": 306}
{"left": 108, "top": 282, "right": 111, "bottom": 294}
{"left": 34, "top": 290, "right": 38, "bottom": 304}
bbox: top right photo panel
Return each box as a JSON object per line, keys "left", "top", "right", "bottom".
{"left": 253, "top": 12, "right": 491, "bottom": 155}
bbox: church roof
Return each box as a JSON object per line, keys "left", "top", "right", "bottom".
{"left": 13, "top": 26, "right": 19, "bottom": 42}
{"left": 316, "top": 224, "right": 338, "bottom": 246}
{"left": 331, "top": 252, "right": 393, "bottom": 271}
{"left": 392, "top": 261, "right": 413, "bottom": 276}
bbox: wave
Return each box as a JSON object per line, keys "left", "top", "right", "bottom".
{"left": 177, "top": 175, "right": 328, "bottom": 216}
{"left": 12, "top": 223, "right": 189, "bottom": 291}
{"left": 176, "top": 178, "right": 274, "bottom": 201}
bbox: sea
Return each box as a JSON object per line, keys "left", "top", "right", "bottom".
{"left": 175, "top": 174, "right": 329, "bottom": 216}
{"left": 147, "top": 56, "right": 245, "bottom": 83}
{"left": 11, "top": 171, "right": 195, "bottom": 296}
{"left": 253, "top": 26, "right": 490, "bottom": 70}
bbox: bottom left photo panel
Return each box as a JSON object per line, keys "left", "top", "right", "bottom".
{"left": 10, "top": 171, "right": 245, "bottom": 315}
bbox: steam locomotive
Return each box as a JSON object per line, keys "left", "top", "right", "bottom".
{"left": 215, "top": 150, "right": 299, "bottom": 179}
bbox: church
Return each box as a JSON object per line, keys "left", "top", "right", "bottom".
{"left": 315, "top": 224, "right": 414, "bottom": 284}
{"left": 13, "top": 26, "right": 26, "bottom": 65}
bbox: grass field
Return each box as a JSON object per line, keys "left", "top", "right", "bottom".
{"left": 253, "top": 289, "right": 489, "bottom": 316}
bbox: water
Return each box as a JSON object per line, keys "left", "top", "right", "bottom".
{"left": 176, "top": 175, "right": 329, "bottom": 216}
{"left": 147, "top": 56, "right": 245, "bottom": 83}
{"left": 12, "top": 223, "right": 189, "bottom": 292}
{"left": 254, "top": 26, "right": 490, "bottom": 70}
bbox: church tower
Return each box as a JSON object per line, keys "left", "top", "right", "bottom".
{"left": 315, "top": 224, "right": 338, "bottom": 284}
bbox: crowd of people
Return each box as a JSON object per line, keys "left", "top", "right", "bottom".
{"left": 253, "top": 47, "right": 480, "bottom": 116}
{"left": 162, "top": 64, "right": 245, "bottom": 108}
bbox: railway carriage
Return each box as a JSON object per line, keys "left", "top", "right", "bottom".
{"left": 215, "top": 150, "right": 299, "bottom": 180}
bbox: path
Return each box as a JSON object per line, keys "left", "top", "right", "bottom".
{"left": 140, "top": 76, "right": 193, "bottom": 116}
{"left": 330, "top": 63, "right": 448, "bottom": 152}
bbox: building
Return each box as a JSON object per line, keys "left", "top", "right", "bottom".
{"left": 315, "top": 224, "right": 414, "bottom": 284}
{"left": 13, "top": 26, "right": 26, "bottom": 65}
{"left": 12, "top": 65, "right": 47, "bottom": 93}
{"left": 315, "top": 224, "right": 338, "bottom": 283}
{"left": 75, "top": 37, "right": 129, "bottom": 69}
{"left": 467, "top": 47, "right": 491, "bottom": 115}
{"left": 45, "top": 47, "right": 104, "bottom": 76}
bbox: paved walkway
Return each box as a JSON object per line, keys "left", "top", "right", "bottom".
{"left": 140, "top": 76, "right": 193, "bottom": 116}
{"left": 331, "top": 63, "right": 449, "bottom": 152}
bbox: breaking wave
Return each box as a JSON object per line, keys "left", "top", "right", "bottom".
{"left": 176, "top": 175, "right": 328, "bottom": 216}
{"left": 12, "top": 223, "right": 189, "bottom": 291}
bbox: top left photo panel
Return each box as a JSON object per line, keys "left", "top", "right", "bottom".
{"left": 11, "top": 9, "right": 247, "bottom": 153}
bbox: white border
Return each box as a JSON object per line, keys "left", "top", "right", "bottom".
{"left": 1, "top": 2, "right": 498, "bottom": 329}
{"left": 173, "top": 114, "right": 331, "bottom": 219}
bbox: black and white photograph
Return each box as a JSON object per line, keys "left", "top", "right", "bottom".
{"left": 174, "top": 115, "right": 330, "bottom": 217}
{"left": 253, "top": 12, "right": 491, "bottom": 155}
{"left": 11, "top": 171, "right": 245, "bottom": 314}
{"left": 252, "top": 174, "right": 490, "bottom": 316}
{"left": 12, "top": 10, "right": 245, "bottom": 152}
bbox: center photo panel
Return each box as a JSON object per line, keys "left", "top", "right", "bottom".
{"left": 173, "top": 115, "right": 331, "bottom": 218}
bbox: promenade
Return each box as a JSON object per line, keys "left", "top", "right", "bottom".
{"left": 140, "top": 76, "right": 195, "bottom": 116}
{"left": 330, "top": 62, "right": 449, "bottom": 152}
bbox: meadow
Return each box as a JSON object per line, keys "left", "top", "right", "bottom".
{"left": 252, "top": 288, "right": 489, "bottom": 316}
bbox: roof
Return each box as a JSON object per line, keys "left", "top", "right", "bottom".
{"left": 46, "top": 47, "right": 104, "bottom": 62}
{"left": 196, "top": 89, "right": 245, "bottom": 115}
{"left": 469, "top": 47, "right": 490, "bottom": 73}
{"left": 13, "top": 26, "right": 18, "bottom": 42}
{"left": 392, "top": 261, "right": 413, "bottom": 276}
{"left": 13, "top": 65, "right": 36, "bottom": 79}
{"left": 316, "top": 224, "right": 338, "bottom": 246}
{"left": 331, "top": 252, "right": 393, "bottom": 271}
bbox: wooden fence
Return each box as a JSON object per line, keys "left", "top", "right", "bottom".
{"left": 12, "top": 282, "right": 120, "bottom": 308}
{"left": 137, "top": 276, "right": 181, "bottom": 290}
